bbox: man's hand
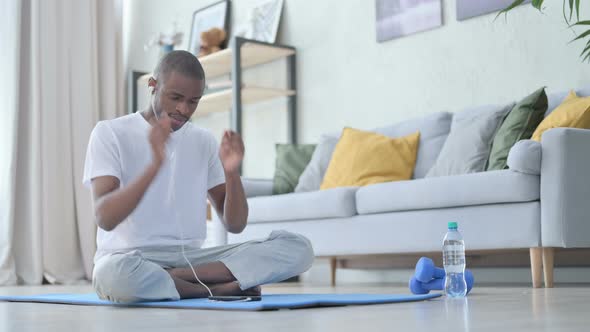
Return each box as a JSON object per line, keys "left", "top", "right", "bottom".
{"left": 149, "top": 114, "right": 172, "bottom": 166}
{"left": 219, "top": 130, "right": 244, "bottom": 174}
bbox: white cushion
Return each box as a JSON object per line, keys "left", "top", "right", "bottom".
{"left": 507, "top": 140, "right": 542, "bottom": 175}
{"left": 248, "top": 187, "right": 358, "bottom": 223}
{"left": 294, "top": 135, "right": 339, "bottom": 193}
{"left": 356, "top": 170, "right": 539, "bottom": 215}
{"left": 426, "top": 103, "right": 513, "bottom": 177}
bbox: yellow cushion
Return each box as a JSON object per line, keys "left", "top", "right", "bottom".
{"left": 531, "top": 90, "right": 590, "bottom": 141}
{"left": 320, "top": 128, "right": 420, "bottom": 190}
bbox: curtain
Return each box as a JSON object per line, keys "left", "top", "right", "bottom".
{"left": 0, "top": 0, "right": 124, "bottom": 286}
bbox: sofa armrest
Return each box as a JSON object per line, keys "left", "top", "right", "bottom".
{"left": 541, "top": 128, "right": 590, "bottom": 247}
{"left": 241, "top": 178, "right": 273, "bottom": 198}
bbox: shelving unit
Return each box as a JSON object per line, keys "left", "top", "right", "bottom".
{"left": 140, "top": 37, "right": 298, "bottom": 144}
{"left": 201, "top": 37, "right": 298, "bottom": 144}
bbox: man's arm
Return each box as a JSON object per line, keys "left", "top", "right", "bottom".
{"left": 92, "top": 164, "right": 161, "bottom": 231}
{"left": 91, "top": 114, "right": 171, "bottom": 231}
{"left": 208, "top": 131, "right": 248, "bottom": 234}
{"left": 208, "top": 172, "right": 248, "bottom": 234}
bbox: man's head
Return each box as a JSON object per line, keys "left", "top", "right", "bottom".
{"left": 148, "top": 50, "right": 206, "bottom": 131}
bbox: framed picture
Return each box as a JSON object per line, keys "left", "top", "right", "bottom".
{"left": 375, "top": 0, "right": 443, "bottom": 43}
{"left": 456, "top": 0, "right": 531, "bottom": 21}
{"left": 188, "top": 0, "right": 230, "bottom": 56}
{"left": 128, "top": 70, "right": 148, "bottom": 114}
{"left": 232, "top": 0, "right": 284, "bottom": 43}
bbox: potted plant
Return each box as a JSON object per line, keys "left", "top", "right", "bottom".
{"left": 500, "top": 1, "right": 589, "bottom": 61}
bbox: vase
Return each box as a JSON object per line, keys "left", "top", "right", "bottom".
{"left": 159, "top": 44, "right": 174, "bottom": 59}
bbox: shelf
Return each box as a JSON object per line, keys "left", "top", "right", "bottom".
{"left": 194, "top": 86, "right": 295, "bottom": 117}
{"left": 137, "top": 42, "right": 294, "bottom": 82}
{"left": 200, "top": 42, "right": 295, "bottom": 79}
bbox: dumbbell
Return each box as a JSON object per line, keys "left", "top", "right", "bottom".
{"left": 409, "top": 270, "right": 475, "bottom": 295}
{"left": 414, "top": 257, "right": 445, "bottom": 283}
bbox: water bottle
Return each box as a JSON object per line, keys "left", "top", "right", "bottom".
{"left": 443, "top": 222, "right": 467, "bottom": 298}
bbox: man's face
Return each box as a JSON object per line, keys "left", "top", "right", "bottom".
{"left": 151, "top": 71, "right": 204, "bottom": 131}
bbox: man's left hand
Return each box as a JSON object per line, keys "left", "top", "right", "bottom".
{"left": 219, "top": 130, "right": 244, "bottom": 174}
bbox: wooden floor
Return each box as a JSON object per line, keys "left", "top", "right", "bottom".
{"left": 0, "top": 283, "right": 588, "bottom": 332}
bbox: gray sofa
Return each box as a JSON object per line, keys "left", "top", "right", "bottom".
{"left": 216, "top": 88, "right": 590, "bottom": 288}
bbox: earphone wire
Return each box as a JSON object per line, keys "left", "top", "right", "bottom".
{"left": 153, "top": 108, "right": 213, "bottom": 297}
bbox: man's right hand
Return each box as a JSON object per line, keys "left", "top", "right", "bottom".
{"left": 149, "top": 113, "right": 172, "bottom": 166}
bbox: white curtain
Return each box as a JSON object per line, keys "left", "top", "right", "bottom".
{"left": 0, "top": 0, "right": 124, "bottom": 286}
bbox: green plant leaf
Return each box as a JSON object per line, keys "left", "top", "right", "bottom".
{"left": 571, "top": 20, "right": 590, "bottom": 27}
{"left": 580, "top": 40, "right": 590, "bottom": 58}
{"left": 496, "top": 0, "right": 526, "bottom": 20}
{"left": 532, "top": 0, "right": 544, "bottom": 10}
{"left": 571, "top": 29, "right": 590, "bottom": 43}
{"left": 576, "top": 0, "right": 580, "bottom": 21}
{"left": 569, "top": 0, "right": 574, "bottom": 21}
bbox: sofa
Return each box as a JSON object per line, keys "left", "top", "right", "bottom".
{"left": 214, "top": 87, "right": 590, "bottom": 288}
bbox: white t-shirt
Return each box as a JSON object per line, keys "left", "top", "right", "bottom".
{"left": 83, "top": 112, "right": 225, "bottom": 262}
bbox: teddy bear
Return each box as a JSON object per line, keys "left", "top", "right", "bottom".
{"left": 198, "top": 27, "right": 227, "bottom": 57}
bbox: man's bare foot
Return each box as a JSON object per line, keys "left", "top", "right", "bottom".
{"left": 210, "top": 282, "right": 261, "bottom": 297}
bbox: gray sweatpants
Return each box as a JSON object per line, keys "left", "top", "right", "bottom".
{"left": 92, "top": 230, "right": 314, "bottom": 303}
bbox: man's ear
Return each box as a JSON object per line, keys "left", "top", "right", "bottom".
{"left": 148, "top": 77, "right": 157, "bottom": 95}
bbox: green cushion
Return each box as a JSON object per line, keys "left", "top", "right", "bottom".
{"left": 487, "top": 87, "right": 548, "bottom": 171}
{"left": 273, "top": 144, "right": 317, "bottom": 195}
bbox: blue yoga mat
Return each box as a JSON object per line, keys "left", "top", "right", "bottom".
{"left": 0, "top": 293, "right": 441, "bottom": 311}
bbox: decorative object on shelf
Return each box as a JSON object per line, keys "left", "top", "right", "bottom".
{"left": 499, "top": 1, "right": 589, "bottom": 62}
{"left": 375, "top": 0, "right": 442, "bottom": 42}
{"left": 232, "top": 0, "right": 284, "bottom": 43}
{"left": 198, "top": 27, "right": 227, "bottom": 57}
{"left": 457, "top": 0, "right": 530, "bottom": 21}
{"left": 143, "top": 21, "right": 184, "bottom": 59}
{"left": 188, "top": 0, "right": 230, "bottom": 57}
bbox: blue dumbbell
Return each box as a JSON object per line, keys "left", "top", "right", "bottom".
{"left": 409, "top": 270, "right": 474, "bottom": 295}
{"left": 414, "top": 257, "right": 446, "bottom": 283}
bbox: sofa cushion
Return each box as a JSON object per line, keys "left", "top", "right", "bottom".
{"left": 532, "top": 90, "right": 590, "bottom": 142}
{"left": 272, "top": 143, "right": 316, "bottom": 195}
{"left": 426, "top": 103, "right": 513, "bottom": 177}
{"left": 487, "top": 87, "right": 547, "bottom": 171}
{"left": 547, "top": 87, "right": 590, "bottom": 116}
{"left": 248, "top": 187, "right": 358, "bottom": 223}
{"left": 356, "top": 170, "right": 539, "bottom": 215}
{"left": 320, "top": 129, "right": 420, "bottom": 190}
{"left": 296, "top": 112, "right": 454, "bottom": 191}
{"left": 371, "top": 112, "right": 453, "bottom": 179}
{"left": 294, "top": 135, "right": 339, "bottom": 193}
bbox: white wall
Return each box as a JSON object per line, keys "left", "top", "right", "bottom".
{"left": 124, "top": 0, "right": 590, "bottom": 178}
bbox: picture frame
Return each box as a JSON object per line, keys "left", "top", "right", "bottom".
{"left": 188, "top": 0, "right": 231, "bottom": 57}
{"left": 128, "top": 70, "right": 148, "bottom": 114}
{"left": 232, "top": 0, "right": 284, "bottom": 44}
{"left": 456, "top": 0, "right": 531, "bottom": 21}
{"left": 375, "top": 0, "right": 443, "bottom": 42}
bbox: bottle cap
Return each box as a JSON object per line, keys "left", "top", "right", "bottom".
{"left": 448, "top": 222, "right": 458, "bottom": 229}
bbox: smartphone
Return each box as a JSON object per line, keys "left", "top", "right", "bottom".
{"left": 208, "top": 295, "right": 262, "bottom": 302}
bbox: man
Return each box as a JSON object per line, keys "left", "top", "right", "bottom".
{"left": 83, "top": 50, "right": 313, "bottom": 303}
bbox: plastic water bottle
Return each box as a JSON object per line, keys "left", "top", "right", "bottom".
{"left": 443, "top": 222, "right": 467, "bottom": 298}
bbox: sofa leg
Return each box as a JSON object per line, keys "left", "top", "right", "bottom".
{"left": 330, "top": 257, "right": 337, "bottom": 287}
{"left": 543, "top": 247, "right": 555, "bottom": 288}
{"left": 530, "top": 247, "right": 543, "bottom": 288}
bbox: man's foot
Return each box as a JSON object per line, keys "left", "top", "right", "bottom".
{"left": 166, "top": 262, "right": 236, "bottom": 284}
{"left": 210, "top": 282, "right": 261, "bottom": 297}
